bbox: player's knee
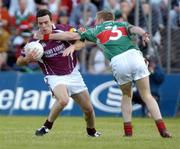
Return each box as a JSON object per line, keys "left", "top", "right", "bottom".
{"left": 84, "top": 107, "right": 94, "bottom": 116}
{"left": 58, "top": 98, "right": 69, "bottom": 108}
{"left": 123, "top": 91, "right": 132, "bottom": 98}
{"left": 121, "top": 87, "right": 132, "bottom": 98}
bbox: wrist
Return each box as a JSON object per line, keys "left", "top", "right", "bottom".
{"left": 24, "top": 56, "right": 31, "bottom": 63}
{"left": 69, "top": 44, "right": 76, "bottom": 52}
{"left": 142, "top": 32, "right": 149, "bottom": 37}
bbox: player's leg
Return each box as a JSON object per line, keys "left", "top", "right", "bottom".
{"left": 47, "top": 84, "right": 69, "bottom": 122}
{"left": 135, "top": 76, "right": 172, "bottom": 138}
{"left": 120, "top": 82, "right": 133, "bottom": 137}
{"left": 35, "top": 84, "right": 69, "bottom": 136}
{"left": 71, "top": 90, "right": 101, "bottom": 137}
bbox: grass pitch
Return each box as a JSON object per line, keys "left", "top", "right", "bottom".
{"left": 0, "top": 116, "right": 179, "bottom": 149}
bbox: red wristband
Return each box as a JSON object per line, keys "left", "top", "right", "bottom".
{"left": 43, "top": 34, "right": 49, "bottom": 41}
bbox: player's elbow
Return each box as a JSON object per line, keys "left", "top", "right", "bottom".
{"left": 16, "top": 59, "right": 22, "bottom": 66}
{"left": 16, "top": 56, "right": 26, "bottom": 66}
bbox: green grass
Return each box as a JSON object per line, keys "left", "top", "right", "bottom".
{"left": 0, "top": 116, "right": 179, "bottom": 149}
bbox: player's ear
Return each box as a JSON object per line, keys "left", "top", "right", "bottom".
{"left": 100, "top": 18, "right": 104, "bottom": 23}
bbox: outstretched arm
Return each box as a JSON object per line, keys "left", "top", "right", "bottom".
{"left": 49, "top": 32, "right": 81, "bottom": 40}
{"left": 129, "top": 26, "right": 147, "bottom": 36}
{"left": 34, "top": 31, "right": 81, "bottom": 41}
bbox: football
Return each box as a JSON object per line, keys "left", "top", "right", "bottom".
{"left": 24, "top": 41, "right": 44, "bottom": 60}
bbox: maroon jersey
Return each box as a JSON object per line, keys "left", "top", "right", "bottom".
{"left": 30, "top": 24, "right": 77, "bottom": 75}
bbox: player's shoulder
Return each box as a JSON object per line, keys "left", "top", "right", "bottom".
{"left": 53, "top": 24, "right": 76, "bottom": 32}
{"left": 114, "top": 21, "right": 129, "bottom": 26}
{"left": 29, "top": 37, "right": 38, "bottom": 43}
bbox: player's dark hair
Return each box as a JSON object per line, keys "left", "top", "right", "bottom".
{"left": 96, "top": 10, "right": 115, "bottom": 21}
{"left": 36, "top": 9, "right": 52, "bottom": 20}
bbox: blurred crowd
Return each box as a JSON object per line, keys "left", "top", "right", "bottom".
{"left": 0, "top": 0, "right": 179, "bottom": 74}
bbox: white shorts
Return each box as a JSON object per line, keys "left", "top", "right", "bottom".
{"left": 44, "top": 66, "right": 87, "bottom": 96}
{"left": 110, "top": 49, "right": 150, "bottom": 85}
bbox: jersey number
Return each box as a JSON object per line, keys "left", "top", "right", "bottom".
{"left": 96, "top": 26, "right": 127, "bottom": 44}
{"left": 109, "top": 27, "right": 122, "bottom": 40}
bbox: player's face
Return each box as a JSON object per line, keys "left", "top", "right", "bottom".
{"left": 37, "top": 15, "right": 52, "bottom": 34}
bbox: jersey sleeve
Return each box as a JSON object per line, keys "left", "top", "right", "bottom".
{"left": 121, "top": 22, "right": 134, "bottom": 35}
{"left": 80, "top": 28, "right": 97, "bottom": 43}
{"left": 55, "top": 24, "right": 77, "bottom": 32}
{"left": 68, "top": 26, "right": 77, "bottom": 44}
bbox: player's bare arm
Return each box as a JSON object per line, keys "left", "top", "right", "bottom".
{"left": 63, "top": 40, "right": 85, "bottom": 58}
{"left": 16, "top": 51, "right": 39, "bottom": 66}
{"left": 129, "top": 26, "right": 150, "bottom": 45}
{"left": 34, "top": 31, "right": 81, "bottom": 41}
{"left": 49, "top": 32, "right": 80, "bottom": 41}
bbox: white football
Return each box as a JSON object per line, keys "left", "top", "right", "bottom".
{"left": 24, "top": 41, "right": 44, "bottom": 60}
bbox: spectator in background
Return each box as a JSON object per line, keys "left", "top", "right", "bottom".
{"left": 142, "top": 0, "right": 164, "bottom": 36}
{"left": 13, "top": 25, "right": 32, "bottom": 58}
{"left": 58, "top": 0, "right": 75, "bottom": 16}
{"left": 34, "top": 0, "right": 58, "bottom": 23}
{"left": 57, "top": 10, "right": 69, "bottom": 25}
{"left": 160, "top": 0, "right": 169, "bottom": 27}
{"left": 127, "top": 0, "right": 147, "bottom": 28}
{"left": 9, "top": 0, "right": 36, "bottom": 16}
{"left": 35, "top": 0, "right": 60, "bottom": 14}
{"left": 0, "top": 23, "right": 10, "bottom": 71}
{"left": 88, "top": 46, "right": 110, "bottom": 74}
{"left": 34, "top": 0, "right": 49, "bottom": 11}
{"left": 69, "top": 0, "right": 97, "bottom": 28}
{"left": 10, "top": 0, "right": 35, "bottom": 32}
{"left": 170, "top": 0, "right": 180, "bottom": 29}
{"left": 12, "top": 24, "right": 40, "bottom": 72}
{"left": 2, "top": 0, "right": 10, "bottom": 9}
{"left": 91, "top": 0, "right": 104, "bottom": 10}
{"left": 119, "top": 0, "right": 132, "bottom": 21}
{"left": 141, "top": 0, "right": 163, "bottom": 54}
{"left": 0, "top": 0, "right": 10, "bottom": 32}
{"left": 48, "top": 0, "right": 60, "bottom": 14}
{"left": 0, "top": 25, "right": 9, "bottom": 53}
{"left": 79, "top": 7, "right": 95, "bottom": 27}
{"left": 104, "top": 0, "right": 120, "bottom": 17}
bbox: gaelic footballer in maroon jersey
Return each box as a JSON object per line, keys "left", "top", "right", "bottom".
{"left": 16, "top": 9, "right": 101, "bottom": 138}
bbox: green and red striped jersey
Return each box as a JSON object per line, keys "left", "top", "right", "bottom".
{"left": 80, "top": 21, "right": 139, "bottom": 60}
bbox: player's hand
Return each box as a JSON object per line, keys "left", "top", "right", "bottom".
{"left": 62, "top": 45, "right": 75, "bottom": 60}
{"left": 78, "top": 26, "right": 86, "bottom": 33}
{"left": 142, "top": 32, "right": 150, "bottom": 46}
{"left": 33, "top": 31, "right": 43, "bottom": 40}
{"left": 144, "top": 58, "right": 149, "bottom": 67}
{"left": 25, "top": 50, "right": 40, "bottom": 62}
